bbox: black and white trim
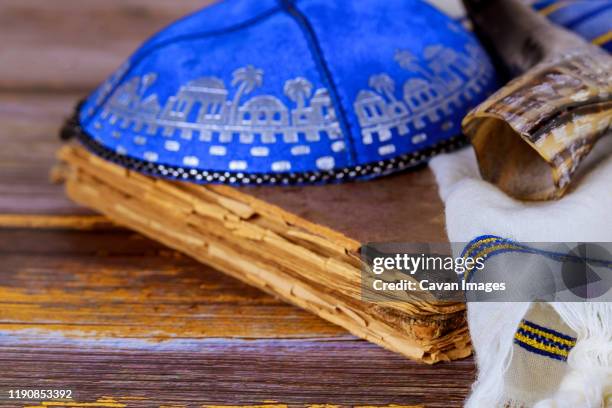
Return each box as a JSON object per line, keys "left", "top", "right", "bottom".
{"left": 62, "top": 110, "right": 468, "bottom": 186}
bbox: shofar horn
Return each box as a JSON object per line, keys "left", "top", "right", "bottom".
{"left": 462, "top": 0, "right": 612, "bottom": 200}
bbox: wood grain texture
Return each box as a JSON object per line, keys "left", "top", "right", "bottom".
{"left": 242, "top": 169, "right": 447, "bottom": 245}
{"left": 0, "top": 228, "right": 343, "bottom": 339}
{"left": 0, "top": 0, "right": 212, "bottom": 92}
{"left": 0, "top": 335, "right": 473, "bottom": 408}
{"left": 0, "top": 0, "right": 475, "bottom": 405}
{"left": 0, "top": 227, "right": 474, "bottom": 406}
{"left": 0, "top": 214, "right": 112, "bottom": 229}
{"left": 59, "top": 146, "right": 470, "bottom": 363}
{"left": 0, "top": 93, "right": 90, "bottom": 214}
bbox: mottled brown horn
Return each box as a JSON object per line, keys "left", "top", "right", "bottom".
{"left": 462, "top": 0, "right": 611, "bottom": 200}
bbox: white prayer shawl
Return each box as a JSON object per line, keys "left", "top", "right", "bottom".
{"left": 429, "top": 137, "right": 612, "bottom": 408}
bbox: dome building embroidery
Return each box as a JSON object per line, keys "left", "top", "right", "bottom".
{"left": 100, "top": 65, "right": 343, "bottom": 168}
{"left": 354, "top": 44, "right": 493, "bottom": 153}
{"left": 160, "top": 77, "right": 229, "bottom": 136}
{"left": 95, "top": 43, "right": 493, "bottom": 172}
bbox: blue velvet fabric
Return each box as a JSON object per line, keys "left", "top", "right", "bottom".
{"left": 78, "top": 0, "right": 498, "bottom": 184}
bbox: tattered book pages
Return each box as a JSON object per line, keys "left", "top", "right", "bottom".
{"left": 58, "top": 145, "right": 470, "bottom": 363}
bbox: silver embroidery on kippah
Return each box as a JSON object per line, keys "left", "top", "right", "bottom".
{"left": 99, "top": 65, "right": 342, "bottom": 170}
{"left": 95, "top": 43, "right": 492, "bottom": 173}
{"left": 354, "top": 44, "right": 493, "bottom": 153}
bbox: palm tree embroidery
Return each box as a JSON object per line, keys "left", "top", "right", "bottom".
{"left": 369, "top": 73, "right": 397, "bottom": 103}
{"left": 138, "top": 73, "right": 159, "bottom": 108}
{"left": 230, "top": 65, "right": 263, "bottom": 122}
{"left": 394, "top": 50, "right": 432, "bottom": 79}
{"left": 284, "top": 77, "right": 313, "bottom": 109}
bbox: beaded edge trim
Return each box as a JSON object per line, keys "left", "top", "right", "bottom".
{"left": 514, "top": 319, "right": 577, "bottom": 362}
{"left": 62, "top": 108, "right": 468, "bottom": 186}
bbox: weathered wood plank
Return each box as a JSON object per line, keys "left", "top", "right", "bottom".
{"left": 0, "top": 214, "right": 112, "bottom": 229}
{"left": 0, "top": 335, "right": 474, "bottom": 408}
{"left": 0, "top": 228, "right": 475, "bottom": 406}
{"left": 0, "top": 228, "right": 343, "bottom": 339}
{"left": 58, "top": 145, "right": 469, "bottom": 363}
{"left": 0, "top": 93, "right": 88, "bottom": 214}
{"left": 241, "top": 168, "right": 447, "bottom": 244}
{"left": 0, "top": 0, "right": 212, "bottom": 92}
{"left": 0, "top": 0, "right": 475, "bottom": 404}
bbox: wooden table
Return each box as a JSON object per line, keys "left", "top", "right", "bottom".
{"left": 0, "top": 2, "right": 475, "bottom": 407}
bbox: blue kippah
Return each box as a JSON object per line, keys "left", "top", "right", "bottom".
{"left": 73, "top": 0, "right": 498, "bottom": 185}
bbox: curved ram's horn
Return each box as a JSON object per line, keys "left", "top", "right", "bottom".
{"left": 462, "top": 0, "right": 611, "bottom": 200}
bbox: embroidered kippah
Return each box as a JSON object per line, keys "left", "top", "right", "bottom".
{"left": 67, "top": 0, "right": 498, "bottom": 185}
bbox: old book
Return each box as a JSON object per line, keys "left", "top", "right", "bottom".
{"left": 57, "top": 145, "right": 470, "bottom": 363}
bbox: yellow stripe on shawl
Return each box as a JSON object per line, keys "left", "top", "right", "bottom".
{"left": 593, "top": 30, "right": 612, "bottom": 46}
{"left": 538, "top": 1, "right": 570, "bottom": 16}
{"left": 518, "top": 322, "right": 577, "bottom": 347}
{"left": 514, "top": 332, "right": 570, "bottom": 358}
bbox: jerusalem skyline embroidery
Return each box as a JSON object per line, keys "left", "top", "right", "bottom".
{"left": 92, "top": 43, "right": 493, "bottom": 172}
{"left": 355, "top": 44, "right": 492, "bottom": 155}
